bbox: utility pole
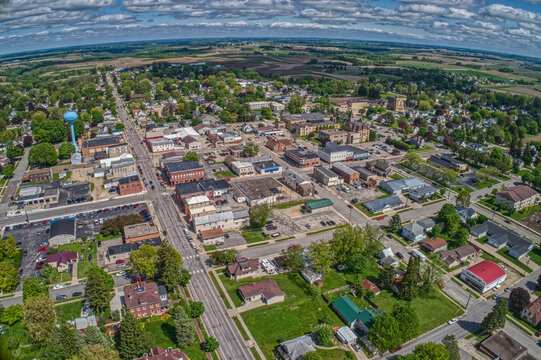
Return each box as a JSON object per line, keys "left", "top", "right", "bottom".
{"left": 465, "top": 292, "right": 472, "bottom": 309}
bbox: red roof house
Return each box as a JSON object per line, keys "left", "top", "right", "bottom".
{"left": 361, "top": 279, "right": 381, "bottom": 296}
{"left": 46, "top": 250, "right": 78, "bottom": 272}
{"left": 136, "top": 347, "right": 188, "bottom": 360}
{"left": 460, "top": 261, "right": 506, "bottom": 293}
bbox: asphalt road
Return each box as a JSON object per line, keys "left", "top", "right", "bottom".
{"left": 108, "top": 73, "right": 252, "bottom": 360}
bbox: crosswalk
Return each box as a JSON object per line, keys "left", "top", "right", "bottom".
{"left": 190, "top": 269, "right": 205, "bottom": 274}
{"left": 184, "top": 255, "right": 198, "bottom": 260}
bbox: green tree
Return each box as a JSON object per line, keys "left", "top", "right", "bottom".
{"left": 287, "top": 95, "right": 306, "bottom": 114}
{"left": 456, "top": 190, "right": 471, "bottom": 208}
{"left": 6, "top": 141, "right": 22, "bottom": 159}
{"left": 302, "top": 352, "right": 322, "bottom": 360}
{"left": 71, "top": 344, "right": 120, "bottom": 360}
{"left": 87, "top": 266, "right": 114, "bottom": 291}
{"left": 202, "top": 336, "right": 220, "bottom": 352}
{"left": 22, "top": 276, "right": 48, "bottom": 302}
{"left": 0, "top": 262, "right": 18, "bottom": 293}
{"left": 308, "top": 240, "right": 335, "bottom": 274}
{"left": 392, "top": 303, "right": 419, "bottom": 342}
{"left": 173, "top": 305, "right": 195, "bottom": 348}
{"left": 91, "top": 111, "right": 104, "bottom": 123}
{"left": 73, "top": 119, "right": 85, "bottom": 138}
{"left": 414, "top": 342, "right": 449, "bottom": 360}
{"left": 179, "top": 268, "right": 192, "bottom": 286}
{"left": 0, "top": 235, "right": 18, "bottom": 260}
{"left": 208, "top": 249, "right": 238, "bottom": 265}
{"left": 441, "top": 169, "right": 458, "bottom": 185}
{"left": 442, "top": 334, "right": 460, "bottom": 360}
{"left": 23, "top": 294, "right": 56, "bottom": 343}
{"left": 368, "top": 314, "right": 402, "bottom": 353}
{"left": 330, "top": 224, "right": 366, "bottom": 264}
{"left": 85, "top": 268, "right": 112, "bottom": 312}
{"left": 45, "top": 322, "right": 79, "bottom": 359}
{"left": 281, "top": 245, "right": 304, "bottom": 272}
{"left": 481, "top": 298, "right": 508, "bottom": 334}
{"left": 400, "top": 256, "right": 421, "bottom": 301}
{"left": 1, "top": 304, "right": 23, "bottom": 325}
{"left": 118, "top": 310, "right": 151, "bottom": 360}
{"left": 244, "top": 142, "right": 259, "bottom": 156}
{"left": 182, "top": 151, "right": 200, "bottom": 162}
{"left": 261, "top": 107, "right": 272, "bottom": 119}
{"left": 189, "top": 301, "right": 205, "bottom": 318}
{"left": 249, "top": 203, "right": 270, "bottom": 228}
{"left": 129, "top": 244, "right": 158, "bottom": 279}
{"left": 83, "top": 326, "right": 109, "bottom": 347}
{"left": 316, "top": 324, "right": 334, "bottom": 347}
{"left": 1, "top": 164, "right": 15, "bottom": 178}
{"left": 157, "top": 242, "right": 184, "bottom": 291}
{"left": 387, "top": 214, "right": 402, "bottom": 233}
{"left": 58, "top": 142, "right": 75, "bottom": 159}
{"left": 29, "top": 143, "right": 58, "bottom": 167}
{"left": 379, "top": 263, "right": 396, "bottom": 289}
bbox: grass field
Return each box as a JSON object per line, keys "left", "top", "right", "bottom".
{"left": 452, "top": 186, "right": 473, "bottom": 193}
{"left": 315, "top": 348, "right": 353, "bottom": 359}
{"left": 213, "top": 170, "right": 236, "bottom": 179}
{"left": 371, "top": 290, "right": 462, "bottom": 334}
{"left": 496, "top": 248, "right": 533, "bottom": 273}
{"left": 528, "top": 246, "right": 541, "bottom": 267}
{"left": 272, "top": 200, "right": 306, "bottom": 209}
{"left": 473, "top": 179, "right": 499, "bottom": 189}
{"left": 241, "top": 228, "right": 266, "bottom": 243}
{"left": 241, "top": 273, "right": 344, "bottom": 358}
{"left": 55, "top": 300, "right": 84, "bottom": 322}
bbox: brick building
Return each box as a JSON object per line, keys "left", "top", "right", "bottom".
{"left": 81, "top": 136, "right": 122, "bottom": 156}
{"left": 118, "top": 175, "right": 142, "bottom": 196}
{"left": 164, "top": 161, "right": 205, "bottom": 185}
{"left": 344, "top": 121, "right": 370, "bottom": 142}
{"left": 124, "top": 223, "right": 160, "bottom": 244}
{"left": 332, "top": 162, "right": 360, "bottom": 185}
{"left": 284, "top": 148, "right": 320, "bottom": 168}
{"left": 124, "top": 282, "right": 168, "bottom": 319}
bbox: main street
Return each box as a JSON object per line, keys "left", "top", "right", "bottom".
{"left": 108, "top": 74, "right": 252, "bottom": 360}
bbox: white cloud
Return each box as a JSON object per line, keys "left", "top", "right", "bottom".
{"left": 481, "top": 4, "right": 541, "bottom": 23}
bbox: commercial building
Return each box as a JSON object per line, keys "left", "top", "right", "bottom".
{"left": 230, "top": 160, "right": 255, "bottom": 176}
{"left": 282, "top": 112, "right": 331, "bottom": 129}
{"left": 304, "top": 199, "right": 333, "bottom": 213}
{"left": 313, "top": 166, "right": 343, "bottom": 187}
{"left": 175, "top": 179, "right": 231, "bottom": 206}
{"left": 284, "top": 148, "right": 320, "bottom": 168}
{"left": 22, "top": 168, "right": 52, "bottom": 182}
{"left": 118, "top": 175, "right": 142, "bottom": 196}
{"left": 253, "top": 160, "right": 282, "bottom": 174}
{"left": 363, "top": 196, "right": 404, "bottom": 213}
{"left": 198, "top": 228, "right": 225, "bottom": 245}
{"left": 344, "top": 121, "right": 370, "bottom": 142}
{"left": 49, "top": 218, "right": 76, "bottom": 247}
{"left": 124, "top": 223, "right": 160, "bottom": 244}
{"left": 148, "top": 139, "right": 175, "bottom": 153}
{"left": 192, "top": 210, "right": 249, "bottom": 233}
{"left": 16, "top": 186, "right": 59, "bottom": 206}
{"left": 460, "top": 260, "right": 506, "bottom": 293}
{"left": 182, "top": 195, "right": 216, "bottom": 221}
{"left": 409, "top": 185, "right": 437, "bottom": 202}
{"left": 164, "top": 161, "right": 205, "bottom": 185}
{"left": 238, "top": 279, "right": 285, "bottom": 305}
{"left": 496, "top": 185, "right": 538, "bottom": 211}
{"left": 234, "top": 177, "right": 284, "bottom": 206}
{"left": 108, "top": 143, "right": 130, "bottom": 158}
{"left": 479, "top": 331, "right": 531, "bottom": 360}
{"left": 379, "top": 177, "right": 425, "bottom": 195}
{"left": 282, "top": 168, "right": 314, "bottom": 197}
{"left": 318, "top": 129, "right": 349, "bottom": 145}
{"left": 427, "top": 155, "right": 468, "bottom": 172}
{"left": 106, "top": 238, "right": 162, "bottom": 264}
{"left": 266, "top": 138, "right": 292, "bottom": 151}
{"left": 332, "top": 162, "right": 360, "bottom": 185}
{"left": 318, "top": 142, "right": 352, "bottom": 163}
{"left": 81, "top": 135, "right": 122, "bottom": 156}
{"left": 182, "top": 136, "right": 201, "bottom": 150}
{"left": 366, "top": 159, "right": 391, "bottom": 177}
{"left": 124, "top": 281, "right": 168, "bottom": 319}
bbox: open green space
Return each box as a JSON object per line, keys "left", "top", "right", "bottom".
{"left": 203, "top": 245, "right": 217, "bottom": 251}
{"left": 240, "top": 273, "right": 345, "bottom": 358}
{"left": 143, "top": 317, "right": 207, "bottom": 360}
{"left": 272, "top": 200, "right": 306, "bottom": 209}
{"left": 452, "top": 186, "right": 473, "bottom": 193}
{"left": 55, "top": 300, "right": 84, "bottom": 322}
{"left": 473, "top": 179, "right": 499, "bottom": 189}
{"left": 213, "top": 170, "right": 236, "bottom": 179}
{"left": 241, "top": 228, "right": 266, "bottom": 243}
{"left": 510, "top": 204, "right": 541, "bottom": 221}
{"left": 390, "top": 173, "right": 405, "bottom": 180}
{"left": 314, "top": 348, "right": 353, "bottom": 359}
{"left": 496, "top": 248, "right": 533, "bottom": 273}
{"left": 320, "top": 270, "right": 348, "bottom": 293}
{"left": 371, "top": 290, "right": 462, "bottom": 334}
{"left": 528, "top": 246, "right": 541, "bottom": 267}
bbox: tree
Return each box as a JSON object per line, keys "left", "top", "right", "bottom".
{"left": 368, "top": 314, "right": 402, "bottom": 353}
{"left": 0, "top": 262, "right": 18, "bottom": 293}
{"left": 1, "top": 163, "right": 14, "bottom": 178}
{"left": 70, "top": 344, "right": 120, "bottom": 360}
{"left": 182, "top": 151, "right": 200, "bottom": 162}
{"left": 308, "top": 240, "right": 335, "bottom": 274}
{"left": 23, "top": 135, "right": 33, "bottom": 147}
{"left": 1, "top": 304, "right": 23, "bottom": 325}
{"left": 189, "top": 301, "right": 205, "bottom": 318}
{"left": 6, "top": 141, "right": 22, "bottom": 159}
{"left": 249, "top": 203, "right": 270, "bottom": 228}
{"left": 208, "top": 249, "right": 238, "bottom": 265}
{"left": 414, "top": 342, "right": 449, "bottom": 360}
{"left": 379, "top": 263, "right": 396, "bottom": 289}
{"left": 87, "top": 266, "right": 114, "bottom": 291}
{"left": 129, "top": 244, "right": 158, "bottom": 279}
{"left": 173, "top": 306, "right": 195, "bottom": 348}
{"left": 364, "top": 224, "right": 384, "bottom": 256}
{"left": 456, "top": 190, "right": 471, "bottom": 208}
{"left": 261, "top": 107, "right": 272, "bottom": 119}
{"left": 316, "top": 324, "right": 334, "bottom": 347}
{"left": 118, "top": 310, "right": 151, "bottom": 360}
{"left": 45, "top": 322, "right": 79, "bottom": 359}
{"left": 509, "top": 287, "right": 530, "bottom": 311}
{"left": 58, "top": 142, "right": 75, "bottom": 159}
{"left": 100, "top": 214, "right": 143, "bottom": 237}
{"left": 22, "top": 276, "right": 48, "bottom": 302}
{"left": 179, "top": 268, "right": 192, "bottom": 286}
{"left": 202, "top": 336, "right": 220, "bottom": 352}
{"left": 441, "top": 169, "right": 459, "bottom": 185}
{"left": 29, "top": 143, "right": 58, "bottom": 167}
{"left": 157, "top": 242, "right": 184, "bottom": 291}
{"left": 23, "top": 294, "right": 56, "bottom": 343}
{"left": 244, "top": 142, "right": 259, "bottom": 156}
{"left": 0, "top": 235, "right": 17, "bottom": 260}
{"left": 387, "top": 214, "right": 402, "bottom": 233}
{"left": 83, "top": 326, "right": 109, "bottom": 347}
{"left": 330, "top": 224, "right": 366, "bottom": 264}
{"left": 480, "top": 298, "right": 508, "bottom": 334}
{"left": 73, "top": 119, "right": 85, "bottom": 138}
{"left": 281, "top": 245, "right": 304, "bottom": 271}
{"left": 392, "top": 303, "right": 419, "bottom": 342}
{"left": 91, "top": 111, "right": 104, "bottom": 123}
{"left": 442, "top": 334, "right": 460, "bottom": 360}
{"left": 85, "top": 268, "right": 112, "bottom": 312}
{"left": 302, "top": 352, "right": 322, "bottom": 360}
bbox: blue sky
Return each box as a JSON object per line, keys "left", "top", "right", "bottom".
{"left": 0, "top": 0, "right": 540, "bottom": 57}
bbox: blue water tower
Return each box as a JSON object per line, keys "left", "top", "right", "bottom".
{"left": 63, "top": 111, "right": 79, "bottom": 152}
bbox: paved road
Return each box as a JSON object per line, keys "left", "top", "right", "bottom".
{"left": 1, "top": 150, "right": 28, "bottom": 205}
{"left": 108, "top": 73, "right": 252, "bottom": 360}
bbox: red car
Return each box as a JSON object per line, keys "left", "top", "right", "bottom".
{"left": 35, "top": 264, "right": 43, "bottom": 270}
{"left": 288, "top": 244, "right": 299, "bottom": 250}
{"left": 157, "top": 175, "right": 162, "bottom": 180}
{"left": 226, "top": 178, "right": 231, "bottom": 181}
{"left": 116, "top": 259, "right": 125, "bottom": 264}
{"left": 536, "top": 331, "right": 541, "bottom": 337}
{"left": 347, "top": 204, "right": 353, "bottom": 209}
{"left": 133, "top": 204, "right": 139, "bottom": 208}
{"left": 131, "top": 277, "right": 144, "bottom": 284}
{"left": 377, "top": 216, "right": 385, "bottom": 220}
{"left": 42, "top": 220, "right": 47, "bottom": 224}
{"left": 38, "top": 247, "right": 48, "bottom": 252}
{"left": 160, "top": 182, "right": 165, "bottom": 186}
{"left": 29, "top": 222, "right": 34, "bottom": 227}
{"left": 266, "top": 225, "right": 277, "bottom": 231}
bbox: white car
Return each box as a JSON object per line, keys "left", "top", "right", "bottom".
{"left": 53, "top": 284, "right": 67, "bottom": 290}
{"left": 447, "top": 318, "right": 458, "bottom": 325}
{"left": 116, "top": 270, "right": 126, "bottom": 277}
{"left": 493, "top": 284, "right": 501, "bottom": 291}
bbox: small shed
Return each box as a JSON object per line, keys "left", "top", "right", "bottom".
{"left": 336, "top": 326, "right": 357, "bottom": 345}
{"left": 304, "top": 198, "right": 333, "bottom": 213}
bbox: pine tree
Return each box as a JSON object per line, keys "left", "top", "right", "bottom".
{"left": 173, "top": 306, "right": 195, "bottom": 348}
{"left": 442, "top": 334, "right": 460, "bottom": 360}
{"left": 387, "top": 214, "right": 402, "bottom": 233}
{"left": 85, "top": 269, "right": 111, "bottom": 312}
{"left": 118, "top": 310, "right": 151, "bottom": 360}
{"left": 44, "top": 322, "right": 79, "bottom": 360}
{"left": 379, "top": 264, "right": 396, "bottom": 289}
{"left": 400, "top": 256, "right": 420, "bottom": 300}
{"left": 84, "top": 326, "right": 109, "bottom": 347}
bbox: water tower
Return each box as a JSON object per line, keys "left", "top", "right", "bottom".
{"left": 64, "top": 111, "right": 79, "bottom": 152}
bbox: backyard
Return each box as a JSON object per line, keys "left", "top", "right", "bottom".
{"left": 240, "top": 273, "right": 345, "bottom": 358}
{"left": 55, "top": 300, "right": 84, "bottom": 322}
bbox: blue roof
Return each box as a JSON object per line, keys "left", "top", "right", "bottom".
{"left": 64, "top": 111, "right": 78, "bottom": 122}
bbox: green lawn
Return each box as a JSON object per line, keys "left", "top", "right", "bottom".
{"left": 315, "top": 348, "right": 354, "bottom": 359}
{"left": 143, "top": 317, "right": 207, "bottom": 360}
{"left": 474, "top": 235, "right": 489, "bottom": 245}
{"left": 452, "top": 186, "right": 473, "bottom": 193}
{"left": 232, "top": 316, "right": 250, "bottom": 341}
{"left": 528, "top": 246, "right": 541, "bottom": 267}
{"left": 203, "top": 245, "right": 217, "bottom": 251}
{"left": 214, "top": 170, "right": 236, "bottom": 179}
{"left": 55, "top": 300, "right": 84, "bottom": 322}
{"left": 390, "top": 173, "right": 405, "bottom": 180}
{"left": 371, "top": 290, "right": 462, "bottom": 334}
{"left": 496, "top": 248, "right": 533, "bottom": 273}
{"left": 241, "top": 273, "right": 345, "bottom": 358}
{"left": 473, "top": 179, "right": 499, "bottom": 189}
{"left": 321, "top": 270, "right": 348, "bottom": 293}
{"left": 510, "top": 204, "right": 541, "bottom": 221}
{"left": 57, "top": 241, "right": 97, "bottom": 279}
{"left": 272, "top": 200, "right": 306, "bottom": 209}
{"left": 241, "top": 228, "right": 266, "bottom": 243}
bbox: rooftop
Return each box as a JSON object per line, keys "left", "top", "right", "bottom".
{"left": 465, "top": 260, "right": 506, "bottom": 284}
{"left": 305, "top": 198, "right": 333, "bottom": 210}
{"left": 238, "top": 278, "right": 284, "bottom": 300}
{"left": 497, "top": 184, "right": 538, "bottom": 202}
{"left": 124, "top": 281, "right": 162, "bottom": 309}
{"left": 164, "top": 161, "right": 202, "bottom": 173}
{"left": 50, "top": 218, "right": 75, "bottom": 238}
{"left": 124, "top": 222, "right": 159, "bottom": 239}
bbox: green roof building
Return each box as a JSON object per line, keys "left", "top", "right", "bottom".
{"left": 331, "top": 296, "right": 385, "bottom": 334}
{"left": 304, "top": 198, "right": 333, "bottom": 213}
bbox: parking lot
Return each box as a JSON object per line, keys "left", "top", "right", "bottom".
{"left": 333, "top": 185, "right": 384, "bottom": 204}
{"left": 74, "top": 202, "right": 150, "bottom": 237}
{"left": 215, "top": 231, "right": 246, "bottom": 250}
{"left": 272, "top": 208, "right": 344, "bottom": 235}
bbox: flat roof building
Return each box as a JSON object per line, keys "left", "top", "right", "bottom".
{"left": 124, "top": 223, "right": 160, "bottom": 244}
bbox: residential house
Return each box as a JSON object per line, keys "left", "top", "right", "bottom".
{"left": 46, "top": 250, "right": 78, "bottom": 272}
{"left": 123, "top": 281, "right": 168, "bottom": 319}
{"left": 277, "top": 334, "right": 316, "bottom": 360}
{"left": 419, "top": 238, "right": 448, "bottom": 253}
{"left": 106, "top": 238, "right": 162, "bottom": 264}
{"left": 439, "top": 245, "right": 482, "bottom": 268}
{"left": 496, "top": 185, "right": 538, "bottom": 211}
{"left": 238, "top": 279, "right": 285, "bottom": 305}
{"left": 402, "top": 222, "right": 427, "bottom": 242}
{"left": 175, "top": 179, "right": 231, "bottom": 207}
{"left": 520, "top": 297, "right": 541, "bottom": 327}
{"left": 361, "top": 279, "right": 381, "bottom": 296}
{"left": 331, "top": 296, "right": 385, "bottom": 334}
{"left": 135, "top": 347, "right": 188, "bottom": 360}
{"left": 470, "top": 221, "right": 533, "bottom": 259}
{"left": 198, "top": 228, "right": 225, "bottom": 245}
{"left": 456, "top": 205, "right": 477, "bottom": 223}
{"left": 366, "top": 159, "right": 391, "bottom": 177}
{"left": 227, "top": 258, "right": 260, "bottom": 280}
{"left": 363, "top": 196, "right": 404, "bottom": 213}
{"left": 300, "top": 267, "right": 323, "bottom": 286}
{"left": 379, "top": 247, "right": 399, "bottom": 268}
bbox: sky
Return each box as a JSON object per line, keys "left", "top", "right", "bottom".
{"left": 0, "top": 0, "right": 540, "bottom": 58}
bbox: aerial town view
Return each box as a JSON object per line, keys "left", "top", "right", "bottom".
{"left": 0, "top": 1, "right": 541, "bottom": 360}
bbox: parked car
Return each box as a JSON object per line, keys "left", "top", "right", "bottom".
{"left": 396, "top": 252, "right": 404, "bottom": 259}
{"left": 72, "top": 292, "right": 83, "bottom": 297}
{"left": 266, "top": 225, "right": 277, "bottom": 231}
{"left": 347, "top": 204, "right": 353, "bottom": 209}
{"left": 377, "top": 216, "right": 385, "bottom": 220}
{"left": 271, "top": 232, "right": 281, "bottom": 238}
{"left": 116, "top": 270, "right": 126, "bottom": 277}
{"left": 38, "top": 246, "right": 48, "bottom": 252}
{"left": 56, "top": 295, "right": 68, "bottom": 301}
{"left": 116, "top": 259, "right": 125, "bottom": 264}
{"left": 447, "top": 318, "right": 458, "bottom": 325}
{"left": 352, "top": 344, "right": 361, "bottom": 352}
{"left": 505, "top": 286, "right": 512, "bottom": 292}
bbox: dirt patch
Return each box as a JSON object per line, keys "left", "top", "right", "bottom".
{"left": 490, "top": 87, "right": 541, "bottom": 97}
{"left": 520, "top": 211, "right": 541, "bottom": 233}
